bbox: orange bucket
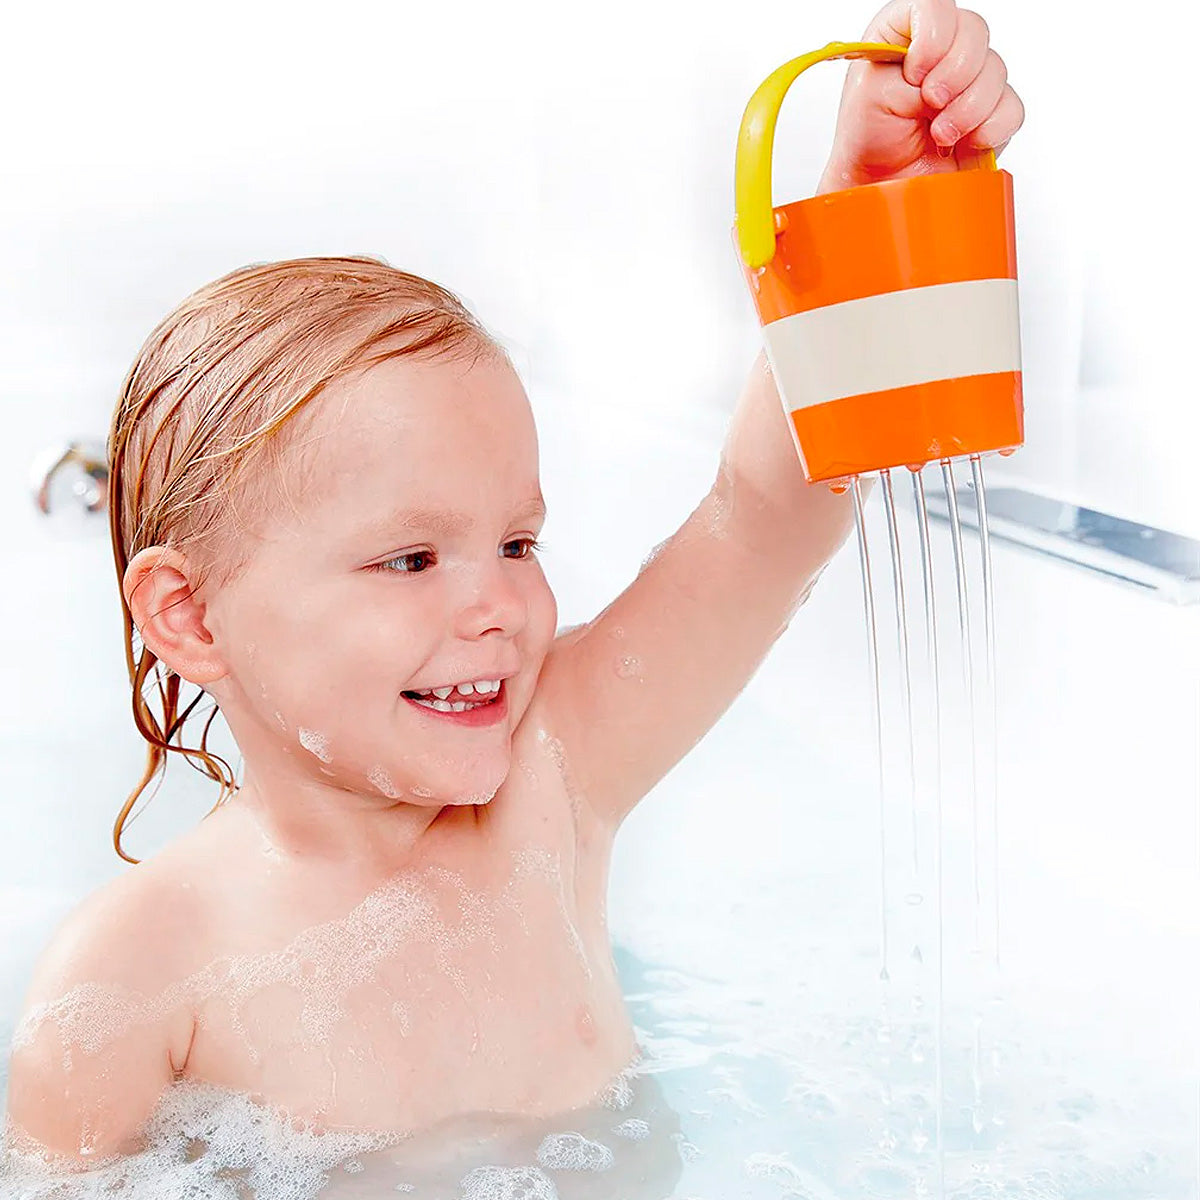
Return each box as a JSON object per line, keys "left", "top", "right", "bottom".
{"left": 734, "top": 42, "right": 1024, "bottom": 484}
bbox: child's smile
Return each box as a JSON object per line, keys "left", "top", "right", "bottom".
{"left": 402, "top": 676, "right": 511, "bottom": 725}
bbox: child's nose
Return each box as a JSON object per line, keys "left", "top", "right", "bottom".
{"left": 453, "top": 563, "right": 528, "bottom": 640}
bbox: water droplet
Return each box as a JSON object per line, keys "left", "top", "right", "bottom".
{"left": 998, "top": 446, "right": 1017, "bottom": 457}
{"left": 828, "top": 478, "right": 851, "bottom": 494}
{"left": 913, "top": 1129, "right": 930, "bottom": 1154}
{"left": 905, "top": 462, "right": 925, "bottom": 473}
{"left": 911, "top": 1041, "right": 926, "bottom": 1064}
{"left": 972, "top": 1110, "right": 985, "bottom": 1134}
{"left": 905, "top": 892, "right": 923, "bottom": 905}
{"left": 878, "top": 966, "right": 890, "bottom": 983}
{"left": 615, "top": 655, "right": 641, "bottom": 679}
{"left": 911, "top": 944, "right": 923, "bottom": 964}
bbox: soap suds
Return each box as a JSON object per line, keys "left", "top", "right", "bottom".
{"left": 297, "top": 728, "right": 331, "bottom": 763}
{"left": 535, "top": 1131, "right": 613, "bottom": 1171}
{"left": 368, "top": 766, "right": 400, "bottom": 799}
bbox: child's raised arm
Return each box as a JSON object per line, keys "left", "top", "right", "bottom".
{"left": 531, "top": 0, "right": 1023, "bottom": 828}
{"left": 534, "top": 354, "right": 855, "bottom": 827}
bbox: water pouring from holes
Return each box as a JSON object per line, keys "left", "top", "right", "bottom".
{"left": 733, "top": 41, "right": 1023, "bottom": 1191}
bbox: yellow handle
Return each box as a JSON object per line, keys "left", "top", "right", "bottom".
{"left": 735, "top": 40, "right": 998, "bottom": 270}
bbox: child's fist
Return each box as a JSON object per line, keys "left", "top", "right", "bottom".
{"left": 819, "top": 0, "right": 1025, "bottom": 193}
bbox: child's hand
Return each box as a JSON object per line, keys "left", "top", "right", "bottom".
{"left": 818, "top": 0, "right": 1025, "bottom": 193}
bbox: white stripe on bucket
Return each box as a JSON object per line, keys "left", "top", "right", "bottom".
{"left": 762, "top": 278, "right": 1021, "bottom": 411}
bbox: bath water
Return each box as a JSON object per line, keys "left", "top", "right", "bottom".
{"left": 2, "top": 936, "right": 1194, "bottom": 1197}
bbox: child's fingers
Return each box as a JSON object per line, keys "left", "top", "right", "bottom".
{"left": 870, "top": 61, "right": 929, "bottom": 120}
{"left": 959, "top": 84, "right": 1026, "bottom": 154}
{"left": 919, "top": 8, "right": 991, "bottom": 113}
{"left": 929, "top": 48, "right": 1007, "bottom": 147}
{"left": 862, "top": 0, "right": 958, "bottom": 87}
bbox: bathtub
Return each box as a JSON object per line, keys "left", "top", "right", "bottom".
{"left": 1, "top": 381, "right": 1197, "bottom": 1198}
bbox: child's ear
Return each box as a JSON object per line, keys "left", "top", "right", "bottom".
{"left": 123, "top": 547, "right": 228, "bottom": 686}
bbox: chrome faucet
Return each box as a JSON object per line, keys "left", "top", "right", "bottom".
{"left": 30, "top": 440, "right": 109, "bottom": 516}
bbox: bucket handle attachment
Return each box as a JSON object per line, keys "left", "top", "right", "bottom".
{"left": 735, "top": 41, "right": 998, "bottom": 271}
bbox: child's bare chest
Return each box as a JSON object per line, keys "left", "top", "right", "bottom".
{"left": 184, "top": 839, "right": 634, "bottom": 1132}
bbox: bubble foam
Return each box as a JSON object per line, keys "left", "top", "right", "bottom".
{"left": 367, "top": 766, "right": 400, "bottom": 798}
{"left": 298, "top": 728, "right": 332, "bottom": 763}
{"left": 535, "top": 1131, "right": 613, "bottom": 1171}
{"left": 13, "top": 853, "right": 548, "bottom": 1062}
{"left": 459, "top": 1164, "right": 558, "bottom": 1199}
{"left": 612, "top": 1118, "right": 650, "bottom": 1140}
{"left": 0, "top": 1081, "right": 400, "bottom": 1200}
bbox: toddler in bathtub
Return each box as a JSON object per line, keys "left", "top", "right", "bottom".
{"left": 5, "top": 0, "right": 1022, "bottom": 1167}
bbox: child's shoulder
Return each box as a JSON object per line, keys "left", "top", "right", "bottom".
{"left": 7, "top": 843, "right": 210, "bottom": 1159}
{"left": 22, "top": 838, "right": 210, "bottom": 1016}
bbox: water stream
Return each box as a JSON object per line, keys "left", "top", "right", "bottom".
{"left": 848, "top": 456, "right": 1006, "bottom": 1199}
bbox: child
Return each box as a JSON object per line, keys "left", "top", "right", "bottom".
{"left": 5, "top": 0, "right": 1022, "bottom": 1170}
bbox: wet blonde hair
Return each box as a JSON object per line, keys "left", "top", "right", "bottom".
{"left": 107, "top": 255, "right": 502, "bottom": 863}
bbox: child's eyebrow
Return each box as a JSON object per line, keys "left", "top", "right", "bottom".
{"left": 372, "top": 496, "right": 546, "bottom": 538}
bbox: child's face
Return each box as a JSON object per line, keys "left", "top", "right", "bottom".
{"left": 203, "top": 348, "right": 557, "bottom": 810}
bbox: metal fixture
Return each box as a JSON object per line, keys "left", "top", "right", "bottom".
{"left": 30, "top": 440, "right": 109, "bottom": 516}
{"left": 926, "top": 483, "right": 1200, "bottom": 605}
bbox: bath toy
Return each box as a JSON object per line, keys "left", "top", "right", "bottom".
{"left": 734, "top": 41, "right": 1024, "bottom": 485}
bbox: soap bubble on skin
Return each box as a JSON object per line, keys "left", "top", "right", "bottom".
{"left": 14, "top": 857, "right": 543, "bottom": 1061}
{"left": 598, "top": 1070, "right": 635, "bottom": 1111}
{"left": 3, "top": 855, "right": 645, "bottom": 1196}
{"left": 614, "top": 655, "right": 642, "bottom": 680}
{"left": 368, "top": 766, "right": 400, "bottom": 799}
{"left": 535, "top": 1131, "right": 614, "bottom": 1171}
{"left": 390, "top": 1002, "right": 412, "bottom": 1036}
{"left": 298, "top": 728, "right": 332, "bottom": 763}
{"left": 640, "top": 537, "right": 671, "bottom": 572}
{"left": 511, "top": 848, "right": 590, "bottom": 976}
{"left": 536, "top": 728, "right": 565, "bottom": 772}
{"left": 7, "top": 849, "right": 628, "bottom": 1182}
{"left": 705, "top": 484, "right": 734, "bottom": 540}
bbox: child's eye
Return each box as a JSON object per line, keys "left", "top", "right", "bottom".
{"left": 374, "top": 550, "right": 436, "bottom": 574}
{"left": 503, "top": 538, "right": 543, "bottom": 560}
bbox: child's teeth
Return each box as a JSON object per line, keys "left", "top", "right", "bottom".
{"left": 409, "top": 680, "right": 504, "bottom": 713}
